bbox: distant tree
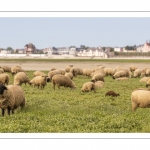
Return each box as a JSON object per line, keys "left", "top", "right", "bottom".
{"left": 6, "top": 47, "right": 13, "bottom": 51}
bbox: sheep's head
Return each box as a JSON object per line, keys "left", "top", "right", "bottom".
{"left": 0, "top": 84, "right": 7, "bottom": 95}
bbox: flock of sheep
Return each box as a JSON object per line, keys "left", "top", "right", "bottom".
{"left": 0, "top": 64, "right": 150, "bottom": 116}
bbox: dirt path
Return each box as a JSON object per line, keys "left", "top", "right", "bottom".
{"left": 0, "top": 61, "right": 149, "bottom": 71}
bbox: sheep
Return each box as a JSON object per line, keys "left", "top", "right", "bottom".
{"left": 115, "top": 67, "right": 132, "bottom": 78}
{"left": 133, "top": 69, "right": 142, "bottom": 78}
{"left": 82, "top": 69, "right": 93, "bottom": 78}
{"left": 91, "top": 73, "right": 104, "bottom": 82}
{"left": 33, "top": 71, "right": 46, "bottom": 77}
{"left": 115, "top": 77, "right": 129, "bottom": 81}
{"left": 14, "top": 72, "right": 30, "bottom": 86}
{"left": 0, "top": 66, "right": 11, "bottom": 73}
{"left": 11, "top": 66, "right": 26, "bottom": 75}
{"left": 131, "top": 89, "right": 150, "bottom": 111}
{"left": 29, "top": 75, "right": 48, "bottom": 89}
{"left": 105, "top": 91, "right": 120, "bottom": 97}
{"left": 145, "top": 78, "right": 150, "bottom": 87}
{"left": 112, "top": 70, "right": 127, "bottom": 79}
{"left": 129, "top": 65, "right": 138, "bottom": 72}
{"left": 52, "top": 74, "right": 76, "bottom": 90}
{"left": 0, "top": 68, "right": 4, "bottom": 74}
{"left": 145, "top": 68, "right": 150, "bottom": 76}
{"left": 141, "top": 68, "right": 149, "bottom": 77}
{"left": 94, "top": 81, "right": 104, "bottom": 89}
{"left": 65, "top": 65, "right": 73, "bottom": 72}
{"left": 48, "top": 70, "right": 62, "bottom": 80}
{"left": 0, "top": 73, "right": 10, "bottom": 85}
{"left": 0, "top": 84, "right": 25, "bottom": 116}
{"left": 81, "top": 81, "right": 96, "bottom": 93}
{"left": 70, "top": 67, "right": 80, "bottom": 77}
{"left": 65, "top": 72, "right": 74, "bottom": 80}
{"left": 103, "top": 68, "right": 116, "bottom": 76}
{"left": 139, "top": 77, "right": 150, "bottom": 83}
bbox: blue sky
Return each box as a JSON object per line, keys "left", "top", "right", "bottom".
{"left": 0, "top": 17, "right": 150, "bottom": 49}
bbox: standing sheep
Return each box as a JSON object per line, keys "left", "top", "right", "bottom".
{"left": 131, "top": 89, "right": 150, "bottom": 111}
{"left": 14, "top": 72, "right": 30, "bottom": 86}
{"left": 129, "top": 65, "right": 138, "bottom": 72}
{"left": 81, "top": 81, "right": 96, "bottom": 93}
{"left": 0, "top": 66, "right": 11, "bottom": 73}
{"left": 65, "top": 72, "right": 74, "bottom": 80}
{"left": 0, "top": 73, "right": 10, "bottom": 85}
{"left": 133, "top": 69, "right": 142, "bottom": 78}
{"left": 112, "top": 70, "right": 127, "bottom": 79}
{"left": 33, "top": 71, "right": 46, "bottom": 77}
{"left": 52, "top": 74, "right": 76, "bottom": 90}
{"left": 0, "top": 84, "right": 25, "bottom": 116}
{"left": 91, "top": 73, "right": 104, "bottom": 82}
{"left": 11, "top": 66, "right": 26, "bottom": 75}
{"left": 29, "top": 75, "right": 48, "bottom": 89}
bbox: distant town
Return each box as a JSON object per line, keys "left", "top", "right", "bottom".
{"left": 0, "top": 41, "right": 150, "bottom": 58}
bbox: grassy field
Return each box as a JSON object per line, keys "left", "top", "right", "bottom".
{"left": 0, "top": 69, "right": 150, "bottom": 133}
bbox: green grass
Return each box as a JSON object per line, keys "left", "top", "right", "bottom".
{"left": 0, "top": 70, "right": 150, "bottom": 133}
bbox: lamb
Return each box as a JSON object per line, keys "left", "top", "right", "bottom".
{"left": 14, "top": 72, "right": 30, "bottom": 86}
{"left": 0, "top": 66, "right": 11, "bottom": 73}
{"left": 105, "top": 91, "right": 120, "bottom": 97}
{"left": 131, "top": 89, "right": 150, "bottom": 111}
{"left": 0, "top": 84, "right": 25, "bottom": 116}
{"left": 81, "top": 81, "right": 96, "bottom": 93}
{"left": 29, "top": 75, "right": 48, "bottom": 89}
{"left": 0, "top": 73, "right": 10, "bottom": 85}
{"left": 52, "top": 74, "right": 76, "bottom": 90}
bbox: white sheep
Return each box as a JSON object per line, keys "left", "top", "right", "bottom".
{"left": 0, "top": 68, "right": 4, "bottom": 74}
{"left": 81, "top": 81, "right": 96, "bottom": 93}
{"left": 131, "top": 89, "right": 150, "bottom": 111}
{"left": 139, "top": 77, "right": 150, "bottom": 83}
{"left": 11, "top": 66, "right": 26, "bottom": 75}
{"left": 65, "top": 72, "right": 74, "bottom": 80}
{"left": 91, "top": 73, "right": 104, "bottom": 82}
{"left": 29, "top": 75, "right": 48, "bottom": 89}
{"left": 0, "top": 73, "right": 10, "bottom": 85}
{"left": 112, "top": 70, "right": 127, "bottom": 79}
{"left": 33, "top": 71, "right": 46, "bottom": 77}
{"left": 0, "top": 84, "right": 25, "bottom": 116}
{"left": 0, "top": 66, "right": 11, "bottom": 73}
{"left": 133, "top": 69, "right": 142, "bottom": 78}
{"left": 14, "top": 72, "right": 30, "bottom": 86}
{"left": 52, "top": 74, "right": 76, "bottom": 90}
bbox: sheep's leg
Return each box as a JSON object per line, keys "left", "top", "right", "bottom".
{"left": 2, "top": 109, "right": 5, "bottom": 116}
{"left": 132, "top": 102, "right": 138, "bottom": 111}
{"left": 7, "top": 107, "right": 11, "bottom": 115}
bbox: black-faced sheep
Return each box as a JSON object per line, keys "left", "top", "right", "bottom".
{"left": 14, "top": 72, "right": 30, "bottom": 86}
{"left": 52, "top": 74, "right": 76, "bottom": 90}
{"left": 0, "top": 73, "right": 10, "bottom": 85}
{"left": 131, "top": 89, "right": 150, "bottom": 111}
{"left": 105, "top": 91, "right": 120, "bottom": 97}
{"left": 0, "top": 84, "right": 25, "bottom": 116}
{"left": 81, "top": 81, "right": 96, "bottom": 93}
{"left": 29, "top": 75, "right": 48, "bottom": 89}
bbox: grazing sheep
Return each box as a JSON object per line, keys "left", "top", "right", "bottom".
{"left": 91, "top": 73, "right": 104, "bottom": 82}
{"left": 0, "top": 68, "right": 4, "bottom": 74}
{"left": 52, "top": 74, "right": 76, "bottom": 90}
{"left": 133, "top": 69, "right": 142, "bottom": 78}
{"left": 82, "top": 69, "right": 93, "bottom": 78}
{"left": 33, "top": 71, "right": 46, "bottom": 77}
{"left": 140, "top": 68, "right": 149, "bottom": 77}
{"left": 0, "top": 66, "right": 11, "bottom": 73}
{"left": 105, "top": 91, "right": 120, "bottom": 97}
{"left": 115, "top": 77, "right": 129, "bottom": 81}
{"left": 104, "top": 68, "right": 116, "bottom": 76}
{"left": 11, "top": 66, "right": 26, "bottom": 75}
{"left": 94, "top": 81, "right": 104, "bottom": 89}
{"left": 139, "top": 77, "right": 150, "bottom": 83}
{"left": 65, "top": 65, "right": 73, "bottom": 72}
{"left": 65, "top": 72, "right": 74, "bottom": 80}
{"left": 131, "top": 89, "right": 150, "bottom": 111}
{"left": 112, "top": 70, "right": 127, "bottom": 79}
{"left": 81, "top": 81, "right": 96, "bottom": 93}
{"left": 145, "top": 68, "right": 150, "bottom": 76}
{"left": 146, "top": 78, "right": 150, "bottom": 87}
{"left": 129, "top": 65, "right": 138, "bottom": 72}
{"left": 0, "top": 84, "right": 25, "bottom": 116}
{"left": 0, "top": 73, "right": 10, "bottom": 85}
{"left": 29, "top": 75, "right": 48, "bottom": 89}
{"left": 14, "top": 72, "right": 30, "bottom": 86}
{"left": 48, "top": 70, "right": 62, "bottom": 80}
